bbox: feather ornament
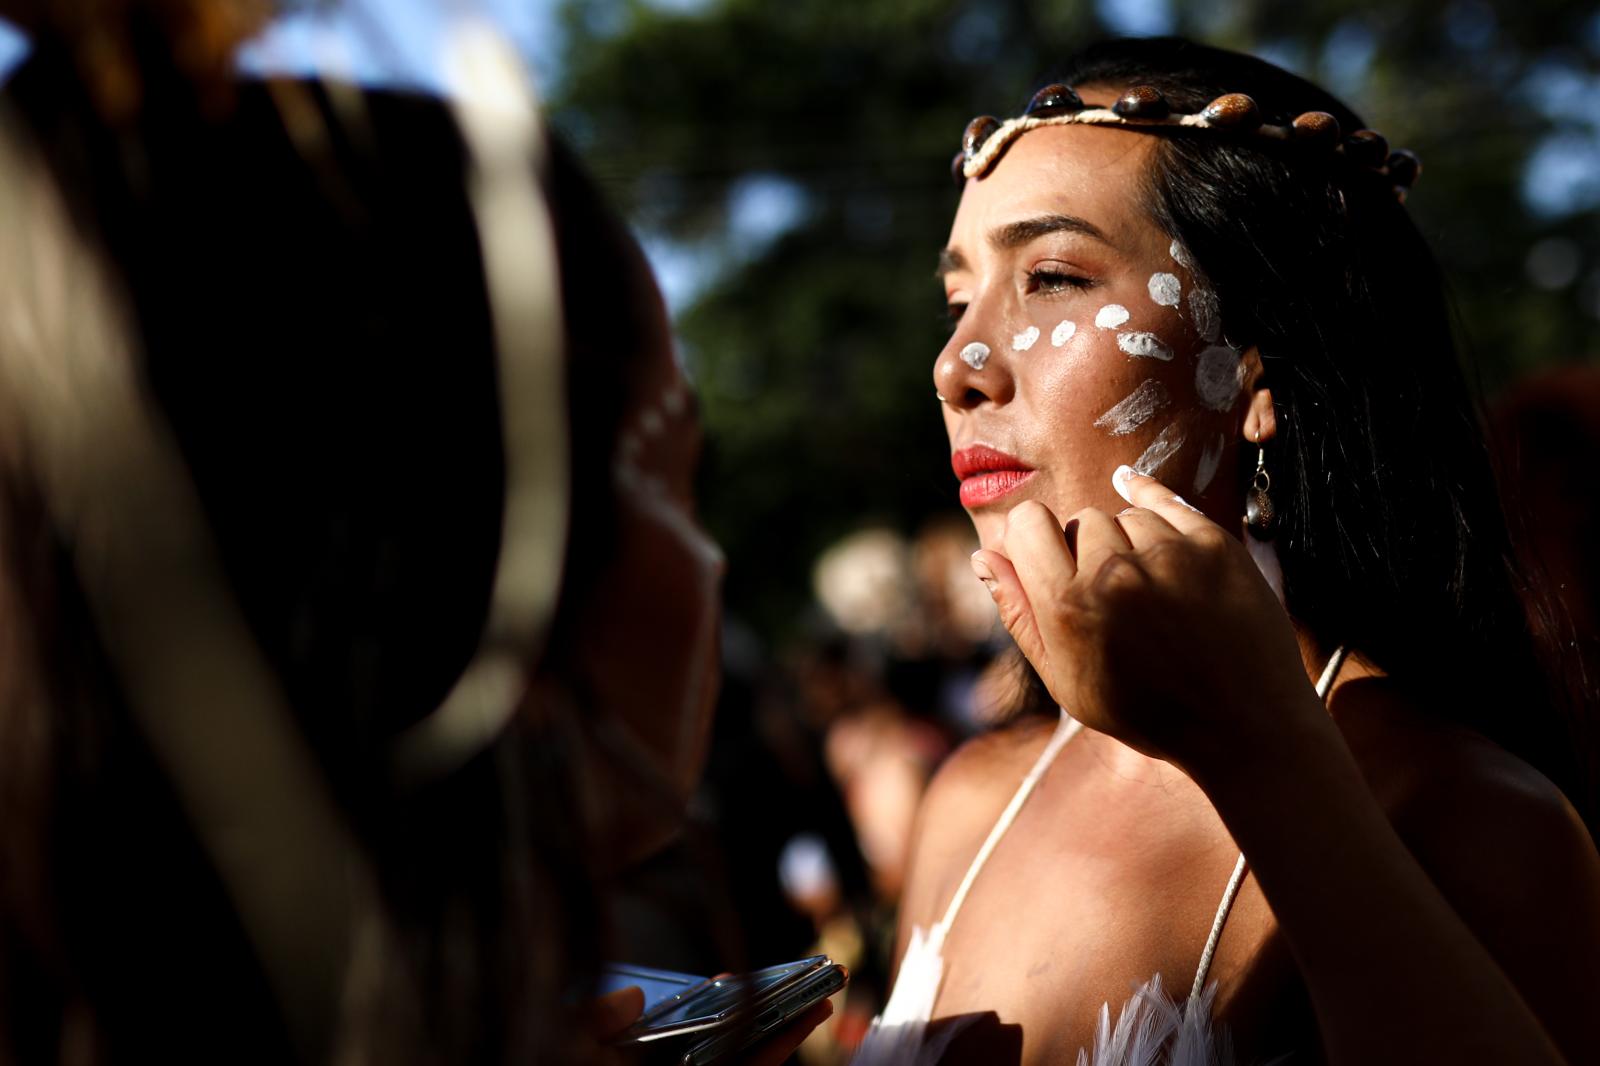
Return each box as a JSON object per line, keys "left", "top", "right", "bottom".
{"left": 1076, "top": 974, "right": 1237, "bottom": 1066}
{"left": 851, "top": 924, "right": 975, "bottom": 1066}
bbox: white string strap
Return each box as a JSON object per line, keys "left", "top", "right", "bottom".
{"left": 936, "top": 710, "right": 1084, "bottom": 933}
{"left": 1189, "top": 644, "right": 1348, "bottom": 1000}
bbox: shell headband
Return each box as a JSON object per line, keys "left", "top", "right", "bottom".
{"left": 956, "top": 83, "right": 1422, "bottom": 201}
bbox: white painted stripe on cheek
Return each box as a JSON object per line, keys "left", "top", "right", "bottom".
{"left": 1134, "top": 423, "right": 1185, "bottom": 477}
{"left": 1012, "top": 325, "right": 1040, "bottom": 351}
{"left": 1148, "top": 272, "right": 1181, "bottom": 307}
{"left": 960, "top": 341, "right": 990, "bottom": 369}
{"left": 1188, "top": 286, "right": 1220, "bottom": 343}
{"left": 1093, "top": 379, "right": 1170, "bottom": 436}
{"left": 1117, "top": 331, "right": 1173, "bottom": 360}
{"left": 1094, "top": 304, "right": 1129, "bottom": 329}
{"left": 1051, "top": 319, "right": 1076, "bottom": 346}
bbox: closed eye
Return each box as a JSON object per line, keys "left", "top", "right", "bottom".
{"left": 1027, "top": 268, "right": 1093, "bottom": 295}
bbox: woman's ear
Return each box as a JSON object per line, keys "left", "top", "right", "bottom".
{"left": 1238, "top": 346, "right": 1276, "bottom": 444}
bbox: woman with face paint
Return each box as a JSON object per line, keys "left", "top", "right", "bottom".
{"left": 857, "top": 37, "right": 1600, "bottom": 1066}
{"left": 0, "top": 10, "right": 822, "bottom": 1064}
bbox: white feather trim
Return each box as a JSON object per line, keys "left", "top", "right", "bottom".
{"left": 852, "top": 924, "right": 975, "bottom": 1066}
{"left": 1076, "top": 974, "right": 1236, "bottom": 1066}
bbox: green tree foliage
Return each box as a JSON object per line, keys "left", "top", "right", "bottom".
{"left": 552, "top": 0, "right": 1600, "bottom": 640}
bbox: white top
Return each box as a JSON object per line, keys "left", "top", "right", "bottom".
{"left": 853, "top": 649, "right": 1348, "bottom": 1066}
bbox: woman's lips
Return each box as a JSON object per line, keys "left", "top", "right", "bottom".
{"left": 951, "top": 445, "right": 1037, "bottom": 508}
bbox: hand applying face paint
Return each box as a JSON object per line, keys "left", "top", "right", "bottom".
{"left": 970, "top": 466, "right": 1324, "bottom": 776}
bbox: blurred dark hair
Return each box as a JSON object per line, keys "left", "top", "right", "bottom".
{"left": 1013, "top": 37, "right": 1592, "bottom": 829}
{"left": 0, "top": 33, "right": 659, "bottom": 1065}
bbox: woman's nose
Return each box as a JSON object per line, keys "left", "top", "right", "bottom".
{"left": 933, "top": 325, "right": 1016, "bottom": 409}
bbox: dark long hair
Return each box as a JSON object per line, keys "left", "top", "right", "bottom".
{"left": 0, "top": 33, "right": 659, "bottom": 1065}
{"left": 1028, "top": 38, "right": 1591, "bottom": 827}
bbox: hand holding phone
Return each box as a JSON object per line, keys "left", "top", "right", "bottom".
{"left": 601, "top": 956, "right": 847, "bottom": 1065}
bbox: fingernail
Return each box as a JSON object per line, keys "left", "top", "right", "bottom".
{"left": 1112, "top": 464, "right": 1137, "bottom": 504}
{"left": 970, "top": 552, "right": 998, "bottom": 591}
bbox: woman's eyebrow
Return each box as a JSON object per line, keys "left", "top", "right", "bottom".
{"left": 937, "top": 213, "right": 1116, "bottom": 278}
{"left": 990, "top": 213, "right": 1114, "bottom": 251}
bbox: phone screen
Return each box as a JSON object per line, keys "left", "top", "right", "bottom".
{"left": 639, "top": 958, "right": 817, "bottom": 1032}
{"left": 684, "top": 963, "right": 847, "bottom": 1066}
{"left": 598, "top": 963, "right": 711, "bottom": 1017}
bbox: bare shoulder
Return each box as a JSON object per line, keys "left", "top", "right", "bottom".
{"left": 922, "top": 716, "right": 1056, "bottom": 812}
{"left": 1333, "top": 677, "right": 1600, "bottom": 1058}
{"left": 893, "top": 716, "right": 1059, "bottom": 954}
{"left": 1330, "top": 677, "right": 1592, "bottom": 860}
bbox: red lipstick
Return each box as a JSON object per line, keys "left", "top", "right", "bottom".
{"left": 951, "top": 445, "right": 1036, "bottom": 508}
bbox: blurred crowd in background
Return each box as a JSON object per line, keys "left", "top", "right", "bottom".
{"left": 3, "top": 1, "right": 1597, "bottom": 1060}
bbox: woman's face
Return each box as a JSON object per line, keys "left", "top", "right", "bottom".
{"left": 579, "top": 259, "right": 724, "bottom": 862}
{"left": 936, "top": 103, "right": 1247, "bottom": 548}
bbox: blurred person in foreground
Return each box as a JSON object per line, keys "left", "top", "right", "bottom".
{"left": 854, "top": 37, "right": 1600, "bottom": 1065}
{"left": 0, "top": 3, "right": 826, "bottom": 1063}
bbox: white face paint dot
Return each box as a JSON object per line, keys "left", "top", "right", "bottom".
{"left": 1051, "top": 319, "right": 1076, "bottom": 346}
{"left": 1148, "top": 272, "right": 1182, "bottom": 307}
{"left": 1116, "top": 331, "right": 1174, "bottom": 361}
{"left": 959, "top": 341, "right": 991, "bottom": 370}
{"left": 1169, "top": 239, "right": 1193, "bottom": 269}
{"left": 1094, "top": 304, "right": 1130, "bottom": 329}
{"left": 1194, "top": 345, "right": 1242, "bottom": 411}
{"left": 1012, "top": 325, "right": 1040, "bottom": 352}
{"left": 640, "top": 409, "right": 665, "bottom": 436}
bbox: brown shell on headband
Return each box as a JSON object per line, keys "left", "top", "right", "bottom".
{"left": 963, "top": 115, "right": 1001, "bottom": 159}
{"left": 1113, "top": 85, "right": 1169, "bottom": 119}
{"left": 1025, "top": 83, "right": 1086, "bottom": 118}
{"left": 1290, "top": 111, "right": 1342, "bottom": 148}
{"left": 950, "top": 149, "right": 969, "bottom": 183}
{"left": 1342, "top": 129, "right": 1390, "bottom": 167}
{"left": 1385, "top": 149, "right": 1422, "bottom": 188}
{"left": 1201, "top": 93, "right": 1262, "bottom": 130}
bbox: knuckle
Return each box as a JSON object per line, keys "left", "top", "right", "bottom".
{"left": 1089, "top": 549, "right": 1146, "bottom": 596}
{"left": 1141, "top": 537, "right": 1187, "bottom": 567}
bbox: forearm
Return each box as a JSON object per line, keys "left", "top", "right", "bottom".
{"left": 1187, "top": 709, "right": 1566, "bottom": 1065}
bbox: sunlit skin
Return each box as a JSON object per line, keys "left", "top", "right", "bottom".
{"left": 935, "top": 113, "right": 1263, "bottom": 550}
{"left": 903, "top": 102, "right": 1305, "bottom": 1064}
{"left": 893, "top": 89, "right": 1600, "bottom": 1065}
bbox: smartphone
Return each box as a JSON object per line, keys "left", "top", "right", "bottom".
{"left": 604, "top": 955, "right": 847, "bottom": 1063}
{"left": 678, "top": 961, "right": 846, "bottom": 1066}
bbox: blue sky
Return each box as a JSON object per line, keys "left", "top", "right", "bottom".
{"left": 0, "top": 2, "right": 567, "bottom": 90}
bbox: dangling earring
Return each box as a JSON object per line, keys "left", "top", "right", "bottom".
{"left": 1244, "top": 434, "right": 1278, "bottom": 540}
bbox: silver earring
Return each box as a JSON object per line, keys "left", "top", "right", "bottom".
{"left": 1244, "top": 436, "right": 1277, "bottom": 540}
